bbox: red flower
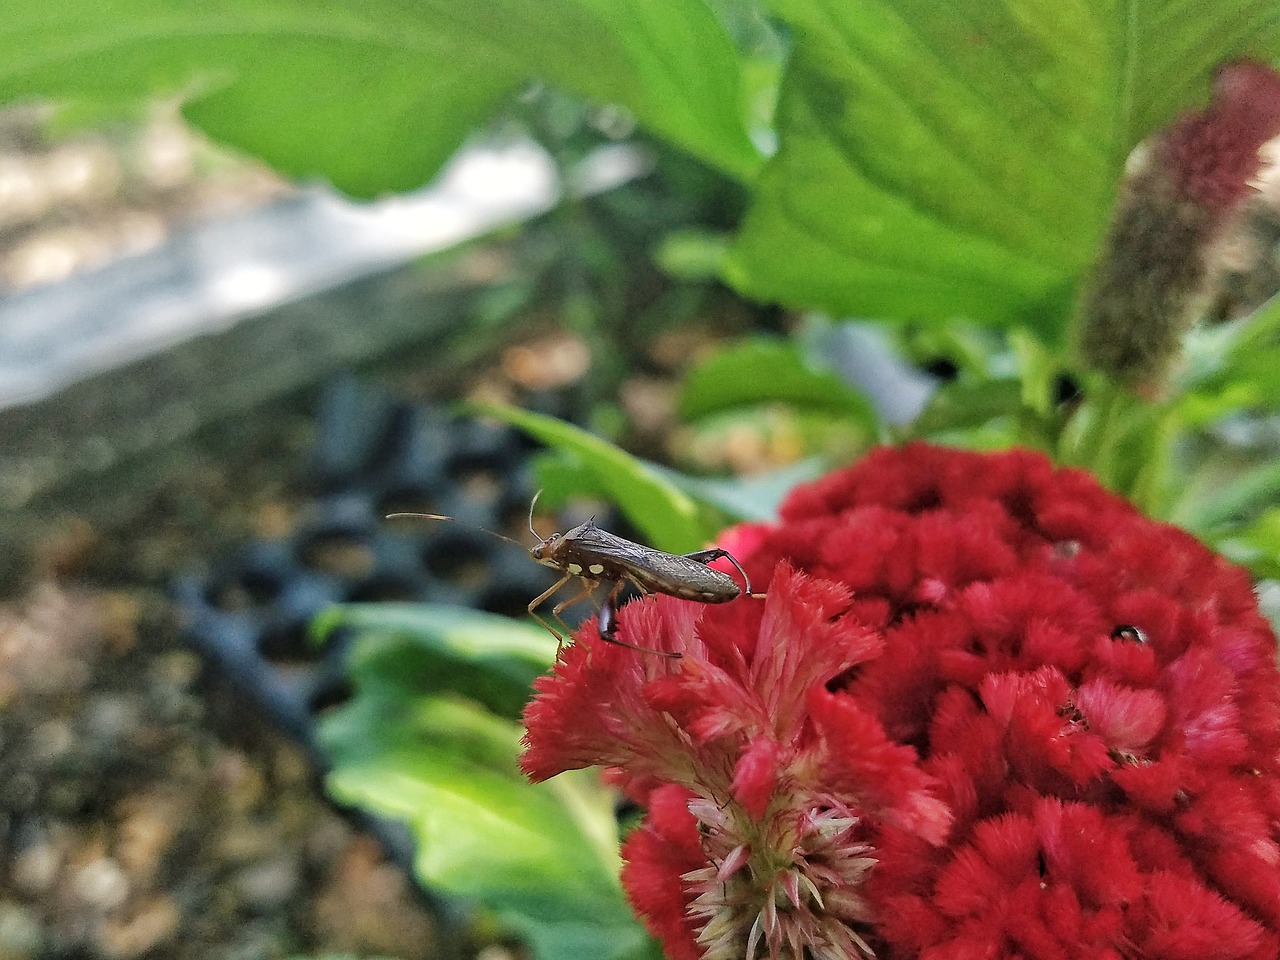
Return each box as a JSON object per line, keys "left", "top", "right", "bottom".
{"left": 522, "top": 444, "right": 1280, "bottom": 959}
{"left": 522, "top": 563, "right": 945, "bottom": 958}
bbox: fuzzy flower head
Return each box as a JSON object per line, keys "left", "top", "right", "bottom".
{"left": 522, "top": 563, "right": 949, "bottom": 960}
{"left": 1077, "top": 59, "right": 1280, "bottom": 390}
{"left": 521, "top": 444, "right": 1280, "bottom": 960}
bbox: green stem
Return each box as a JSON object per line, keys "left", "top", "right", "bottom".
{"left": 1060, "top": 380, "right": 1127, "bottom": 489}
{"left": 1126, "top": 407, "right": 1179, "bottom": 518}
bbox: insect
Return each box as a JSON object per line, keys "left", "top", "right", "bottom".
{"left": 388, "top": 495, "right": 758, "bottom": 658}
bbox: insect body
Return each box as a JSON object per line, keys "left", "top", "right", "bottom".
{"left": 528, "top": 518, "right": 753, "bottom": 656}
{"left": 389, "top": 498, "right": 757, "bottom": 658}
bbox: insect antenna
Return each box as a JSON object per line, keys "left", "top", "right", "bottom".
{"left": 527, "top": 489, "right": 543, "bottom": 540}
{"left": 385, "top": 512, "right": 531, "bottom": 550}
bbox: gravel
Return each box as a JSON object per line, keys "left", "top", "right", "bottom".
{"left": 0, "top": 583, "right": 449, "bottom": 960}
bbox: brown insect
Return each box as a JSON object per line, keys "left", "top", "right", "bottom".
{"left": 389, "top": 494, "right": 757, "bottom": 658}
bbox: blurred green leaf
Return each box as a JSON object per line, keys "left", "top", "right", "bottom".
{"left": 1052, "top": 382, "right": 1181, "bottom": 512}
{"left": 1175, "top": 459, "right": 1280, "bottom": 533}
{"left": 1179, "top": 298, "right": 1280, "bottom": 423}
{"left": 313, "top": 604, "right": 556, "bottom": 720}
{"left": 1179, "top": 351, "right": 1280, "bottom": 426}
{"left": 536, "top": 448, "right": 818, "bottom": 525}
{"left": 913, "top": 379, "right": 1024, "bottom": 436}
{"left": 897, "top": 322, "right": 1010, "bottom": 381}
{"left": 654, "top": 228, "right": 732, "bottom": 282}
{"left": 653, "top": 458, "right": 825, "bottom": 521}
{"left": 530, "top": 450, "right": 614, "bottom": 507}
{"left": 1213, "top": 508, "right": 1280, "bottom": 580}
{"left": 472, "top": 403, "right": 715, "bottom": 552}
{"left": 318, "top": 618, "right": 650, "bottom": 960}
{"left": 678, "top": 337, "right": 880, "bottom": 433}
{"left": 6, "top": 0, "right": 759, "bottom": 196}
{"left": 726, "top": 0, "right": 1280, "bottom": 331}
{"left": 1008, "top": 329, "right": 1060, "bottom": 416}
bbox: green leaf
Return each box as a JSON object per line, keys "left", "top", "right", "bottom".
{"left": 543, "top": 0, "right": 761, "bottom": 180}
{"left": 471, "top": 403, "right": 715, "bottom": 553}
{"left": 530, "top": 450, "right": 616, "bottom": 507}
{"left": 313, "top": 604, "right": 557, "bottom": 720}
{"left": 678, "top": 336, "right": 881, "bottom": 433}
{"left": 727, "top": 0, "right": 1280, "bottom": 331}
{"left": 654, "top": 228, "right": 732, "bottom": 282}
{"left": 1175, "top": 458, "right": 1280, "bottom": 533}
{"left": 1007, "top": 329, "right": 1061, "bottom": 416}
{"left": 4, "top": 2, "right": 517, "bottom": 196}
{"left": 653, "top": 458, "right": 825, "bottom": 521}
{"left": 319, "top": 627, "right": 650, "bottom": 960}
{"left": 912, "top": 379, "right": 1024, "bottom": 436}
{"left": 6, "top": 0, "right": 759, "bottom": 197}
{"left": 1212, "top": 508, "right": 1280, "bottom": 580}
{"left": 898, "top": 322, "right": 1009, "bottom": 380}
{"left": 1179, "top": 346, "right": 1280, "bottom": 425}
{"left": 1179, "top": 298, "right": 1280, "bottom": 423}
{"left": 536, "top": 447, "right": 818, "bottom": 525}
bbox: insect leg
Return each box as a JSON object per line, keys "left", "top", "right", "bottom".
{"left": 598, "top": 580, "right": 680, "bottom": 659}
{"left": 528, "top": 571, "right": 574, "bottom": 649}
{"left": 550, "top": 579, "right": 599, "bottom": 636}
{"left": 681, "top": 548, "right": 761, "bottom": 597}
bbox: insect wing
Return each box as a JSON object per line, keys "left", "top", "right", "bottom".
{"left": 567, "top": 525, "right": 739, "bottom": 600}
{"left": 627, "top": 550, "right": 740, "bottom": 600}
{"left": 561, "top": 522, "right": 654, "bottom": 562}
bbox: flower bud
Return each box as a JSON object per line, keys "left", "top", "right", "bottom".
{"left": 1077, "top": 60, "right": 1280, "bottom": 391}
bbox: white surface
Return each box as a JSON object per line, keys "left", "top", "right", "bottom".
{"left": 0, "top": 140, "right": 649, "bottom": 408}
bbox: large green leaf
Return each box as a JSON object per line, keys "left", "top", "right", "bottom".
{"left": 727, "top": 0, "right": 1280, "bottom": 332}
{"left": 652, "top": 458, "right": 825, "bottom": 521}
{"left": 318, "top": 619, "right": 650, "bottom": 960}
{"left": 313, "top": 604, "right": 557, "bottom": 720}
{"left": 4, "top": 0, "right": 759, "bottom": 196}
{"left": 472, "top": 403, "right": 717, "bottom": 553}
{"left": 678, "top": 336, "right": 881, "bottom": 432}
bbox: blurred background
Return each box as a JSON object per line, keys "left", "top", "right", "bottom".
{"left": 4, "top": 6, "right": 1280, "bottom": 960}
{"left": 0, "top": 78, "right": 789, "bottom": 960}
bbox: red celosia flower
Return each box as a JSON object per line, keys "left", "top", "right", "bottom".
{"left": 521, "top": 444, "right": 1280, "bottom": 960}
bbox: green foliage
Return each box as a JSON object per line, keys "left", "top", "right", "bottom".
{"left": 314, "top": 605, "right": 654, "bottom": 960}
{"left": 1215, "top": 509, "right": 1280, "bottom": 580}
{"left": 1176, "top": 460, "right": 1280, "bottom": 537}
{"left": 471, "top": 401, "right": 720, "bottom": 552}
{"left": 677, "top": 336, "right": 880, "bottom": 432}
{"left": 861, "top": 294, "right": 1280, "bottom": 576}
{"left": 12, "top": 1, "right": 1273, "bottom": 342}
{"left": 3, "top": 0, "right": 756, "bottom": 197}
{"left": 727, "top": 0, "right": 1280, "bottom": 330}
{"left": 653, "top": 458, "right": 827, "bottom": 521}
{"left": 311, "top": 604, "right": 558, "bottom": 719}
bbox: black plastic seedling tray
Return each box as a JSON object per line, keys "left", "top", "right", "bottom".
{"left": 172, "top": 376, "right": 587, "bottom": 867}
